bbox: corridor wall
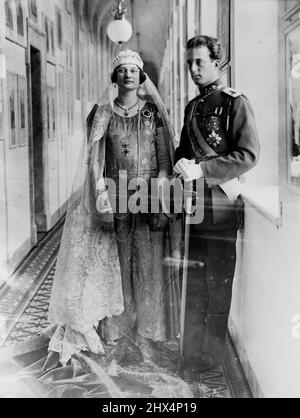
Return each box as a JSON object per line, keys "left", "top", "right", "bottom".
{"left": 0, "top": 0, "right": 113, "bottom": 278}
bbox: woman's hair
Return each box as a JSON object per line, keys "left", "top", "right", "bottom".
{"left": 187, "top": 35, "right": 222, "bottom": 61}
{"left": 111, "top": 66, "right": 146, "bottom": 84}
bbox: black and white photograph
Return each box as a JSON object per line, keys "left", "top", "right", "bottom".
{"left": 0, "top": 0, "right": 299, "bottom": 400}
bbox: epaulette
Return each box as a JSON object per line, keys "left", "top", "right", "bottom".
{"left": 222, "top": 87, "right": 242, "bottom": 98}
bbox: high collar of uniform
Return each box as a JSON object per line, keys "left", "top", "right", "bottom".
{"left": 198, "top": 78, "right": 222, "bottom": 97}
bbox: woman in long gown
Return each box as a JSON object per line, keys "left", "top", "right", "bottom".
{"left": 98, "top": 53, "right": 180, "bottom": 352}
{"left": 0, "top": 50, "right": 192, "bottom": 398}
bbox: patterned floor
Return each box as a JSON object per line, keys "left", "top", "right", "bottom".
{"left": 0, "top": 221, "right": 252, "bottom": 398}
{"left": 0, "top": 221, "right": 63, "bottom": 348}
{"left": 3, "top": 267, "right": 54, "bottom": 347}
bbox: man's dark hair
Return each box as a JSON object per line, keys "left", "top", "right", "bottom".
{"left": 187, "top": 35, "right": 222, "bottom": 61}
{"left": 111, "top": 67, "right": 146, "bottom": 84}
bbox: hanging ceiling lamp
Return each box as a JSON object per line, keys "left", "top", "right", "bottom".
{"left": 106, "top": 0, "right": 133, "bottom": 44}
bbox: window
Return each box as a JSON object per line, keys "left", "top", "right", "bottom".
{"left": 286, "top": 24, "right": 300, "bottom": 185}
{"left": 280, "top": 0, "right": 300, "bottom": 187}
{"left": 5, "top": 0, "right": 13, "bottom": 30}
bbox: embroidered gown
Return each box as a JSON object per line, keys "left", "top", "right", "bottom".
{"left": 101, "top": 102, "right": 180, "bottom": 343}
{"left": 0, "top": 103, "right": 190, "bottom": 399}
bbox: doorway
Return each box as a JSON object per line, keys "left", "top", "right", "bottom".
{"left": 29, "top": 46, "right": 46, "bottom": 233}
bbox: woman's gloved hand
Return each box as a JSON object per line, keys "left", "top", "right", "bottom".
{"left": 148, "top": 213, "right": 170, "bottom": 231}
{"left": 98, "top": 213, "right": 114, "bottom": 233}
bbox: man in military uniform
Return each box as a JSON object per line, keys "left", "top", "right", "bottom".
{"left": 174, "top": 35, "right": 260, "bottom": 372}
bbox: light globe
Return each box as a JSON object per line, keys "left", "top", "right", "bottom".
{"left": 106, "top": 16, "right": 133, "bottom": 44}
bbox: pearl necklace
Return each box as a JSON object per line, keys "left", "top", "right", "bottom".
{"left": 115, "top": 99, "right": 139, "bottom": 117}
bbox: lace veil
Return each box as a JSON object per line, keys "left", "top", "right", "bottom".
{"left": 46, "top": 64, "right": 178, "bottom": 365}
{"left": 0, "top": 52, "right": 197, "bottom": 398}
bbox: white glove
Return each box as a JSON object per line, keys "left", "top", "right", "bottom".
{"left": 173, "top": 158, "right": 203, "bottom": 181}
{"left": 157, "top": 176, "right": 169, "bottom": 187}
{"left": 291, "top": 156, "right": 300, "bottom": 178}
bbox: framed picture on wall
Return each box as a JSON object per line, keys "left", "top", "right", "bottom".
{"left": 44, "top": 16, "right": 56, "bottom": 63}
{"left": 65, "top": 0, "right": 72, "bottom": 14}
{"left": 218, "top": 0, "right": 231, "bottom": 67}
{"left": 194, "top": 0, "right": 201, "bottom": 35}
{"left": 283, "top": 1, "right": 300, "bottom": 17}
{"left": 16, "top": 0, "right": 24, "bottom": 37}
{"left": 220, "top": 64, "right": 231, "bottom": 87}
{"left": 56, "top": 8, "right": 63, "bottom": 50}
{"left": 7, "top": 72, "right": 19, "bottom": 149}
{"left": 0, "top": 80, "right": 4, "bottom": 141}
{"left": 46, "top": 86, "right": 57, "bottom": 142}
{"left": 5, "top": 0, "right": 14, "bottom": 30}
{"left": 57, "top": 72, "right": 65, "bottom": 150}
{"left": 29, "top": 0, "right": 38, "bottom": 21}
{"left": 18, "top": 76, "right": 28, "bottom": 146}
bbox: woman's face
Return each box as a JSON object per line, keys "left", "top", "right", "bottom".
{"left": 115, "top": 64, "right": 140, "bottom": 91}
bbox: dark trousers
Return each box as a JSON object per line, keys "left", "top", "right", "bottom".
{"left": 182, "top": 226, "right": 237, "bottom": 363}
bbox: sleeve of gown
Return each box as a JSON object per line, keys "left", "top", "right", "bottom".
{"left": 86, "top": 104, "right": 101, "bottom": 192}
{"left": 86, "top": 104, "right": 98, "bottom": 143}
{"left": 153, "top": 106, "right": 173, "bottom": 176}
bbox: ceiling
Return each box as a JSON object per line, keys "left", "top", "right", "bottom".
{"left": 80, "top": 0, "right": 171, "bottom": 83}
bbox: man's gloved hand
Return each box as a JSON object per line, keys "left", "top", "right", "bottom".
{"left": 173, "top": 158, "right": 203, "bottom": 181}
{"left": 291, "top": 156, "right": 300, "bottom": 178}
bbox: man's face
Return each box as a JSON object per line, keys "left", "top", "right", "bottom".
{"left": 115, "top": 64, "right": 140, "bottom": 91}
{"left": 186, "top": 46, "right": 219, "bottom": 87}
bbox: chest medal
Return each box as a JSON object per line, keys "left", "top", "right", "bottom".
{"left": 206, "top": 115, "right": 223, "bottom": 147}
{"left": 141, "top": 109, "right": 152, "bottom": 128}
{"left": 120, "top": 135, "right": 131, "bottom": 156}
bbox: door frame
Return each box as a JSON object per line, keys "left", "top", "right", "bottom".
{"left": 26, "top": 20, "right": 48, "bottom": 242}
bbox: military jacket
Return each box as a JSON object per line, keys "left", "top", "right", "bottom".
{"left": 175, "top": 78, "right": 260, "bottom": 227}
{"left": 175, "top": 78, "right": 260, "bottom": 188}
